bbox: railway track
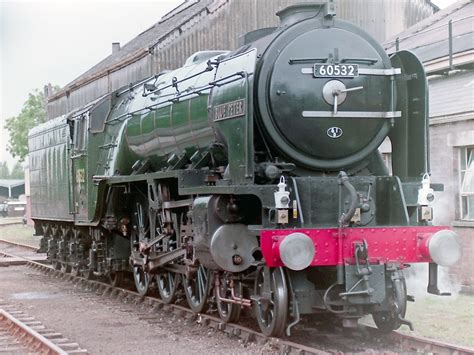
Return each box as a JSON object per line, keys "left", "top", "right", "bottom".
{"left": 2, "top": 242, "right": 473, "bottom": 354}
{"left": 0, "top": 238, "right": 45, "bottom": 266}
{"left": 390, "top": 331, "right": 474, "bottom": 355}
{"left": 0, "top": 302, "right": 87, "bottom": 354}
{"left": 0, "top": 238, "right": 39, "bottom": 252}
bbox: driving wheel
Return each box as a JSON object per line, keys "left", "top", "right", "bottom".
{"left": 130, "top": 201, "right": 151, "bottom": 296}
{"left": 216, "top": 273, "right": 242, "bottom": 323}
{"left": 132, "top": 265, "right": 150, "bottom": 296}
{"left": 184, "top": 264, "right": 211, "bottom": 313}
{"left": 157, "top": 272, "right": 180, "bottom": 304}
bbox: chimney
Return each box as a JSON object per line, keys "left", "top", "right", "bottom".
{"left": 276, "top": 1, "right": 334, "bottom": 27}
{"left": 112, "top": 42, "right": 121, "bottom": 54}
{"left": 43, "top": 83, "right": 53, "bottom": 97}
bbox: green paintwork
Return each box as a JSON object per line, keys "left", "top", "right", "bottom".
{"left": 389, "top": 50, "right": 430, "bottom": 179}
{"left": 255, "top": 17, "right": 394, "bottom": 171}
{"left": 28, "top": 19, "right": 430, "bottom": 230}
{"left": 124, "top": 56, "right": 218, "bottom": 170}
{"left": 28, "top": 116, "right": 73, "bottom": 221}
{"left": 209, "top": 49, "right": 257, "bottom": 184}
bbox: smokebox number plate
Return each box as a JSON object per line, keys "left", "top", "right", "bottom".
{"left": 313, "top": 64, "right": 359, "bottom": 78}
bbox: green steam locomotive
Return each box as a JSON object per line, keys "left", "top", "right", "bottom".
{"left": 28, "top": 2, "right": 460, "bottom": 337}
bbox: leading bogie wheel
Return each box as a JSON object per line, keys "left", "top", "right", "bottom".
{"left": 253, "top": 266, "right": 289, "bottom": 337}
{"left": 184, "top": 264, "right": 211, "bottom": 313}
{"left": 372, "top": 274, "right": 407, "bottom": 333}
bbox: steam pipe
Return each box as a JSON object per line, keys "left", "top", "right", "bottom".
{"left": 338, "top": 171, "right": 358, "bottom": 226}
{"left": 448, "top": 20, "right": 453, "bottom": 70}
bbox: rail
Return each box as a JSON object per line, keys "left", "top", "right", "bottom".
{"left": 391, "top": 330, "right": 474, "bottom": 355}
{"left": 3, "top": 244, "right": 474, "bottom": 354}
{"left": 0, "top": 310, "right": 68, "bottom": 354}
{"left": 0, "top": 238, "right": 39, "bottom": 251}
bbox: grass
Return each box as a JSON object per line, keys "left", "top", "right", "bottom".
{"left": 0, "top": 224, "right": 40, "bottom": 248}
{"left": 1, "top": 223, "right": 472, "bottom": 348}
{"left": 400, "top": 293, "right": 474, "bottom": 347}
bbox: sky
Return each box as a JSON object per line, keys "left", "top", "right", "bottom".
{"left": 0, "top": 0, "right": 460, "bottom": 168}
{"left": 0, "top": 0, "right": 182, "bottom": 167}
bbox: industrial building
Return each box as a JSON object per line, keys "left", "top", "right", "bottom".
{"left": 44, "top": 0, "right": 437, "bottom": 119}
{"left": 384, "top": 0, "right": 473, "bottom": 292}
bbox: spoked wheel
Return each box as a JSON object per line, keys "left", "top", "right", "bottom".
{"left": 109, "top": 271, "right": 125, "bottom": 288}
{"left": 372, "top": 274, "right": 407, "bottom": 333}
{"left": 254, "top": 266, "right": 288, "bottom": 337}
{"left": 133, "top": 266, "right": 150, "bottom": 296}
{"left": 215, "top": 273, "right": 242, "bottom": 323}
{"left": 184, "top": 264, "right": 211, "bottom": 313}
{"left": 157, "top": 272, "right": 180, "bottom": 304}
{"left": 130, "top": 200, "right": 151, "bottom": 296}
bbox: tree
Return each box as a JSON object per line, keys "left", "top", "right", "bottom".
{"left": 0, "top": 162, "right": 9, "bottom": 179}
{"left": 9, "top": 162, "right": 24, "bottom": 179}
{"left": 4, "top": 88, "right": 51, "bottom": 162}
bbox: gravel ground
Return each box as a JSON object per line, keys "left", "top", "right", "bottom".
{"left": 0, "top": 265, "right": 261, "bottom": 354}
{"left": 2, "top": 225, "right": 472, "bottom": 352}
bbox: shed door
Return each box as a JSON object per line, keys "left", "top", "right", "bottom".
{"left": 71, "top": 112, "right": 89, "bottom": 221}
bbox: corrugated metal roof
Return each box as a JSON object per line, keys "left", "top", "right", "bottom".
{"left": 0, "top": 179, "right": 24, "bottom": 188}
{"left": 57, "top": 0, "right": 212, "bottom": 93}
{"left": 384, "top": 0, "right": 473, "bottom": 64}
{"left": 50, "top": 0, "right": 438, "bottom": 105}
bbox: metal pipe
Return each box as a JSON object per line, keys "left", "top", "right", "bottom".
{"left": 291, "top": 177, "right": 304, "bottom": 224}
{"left": 115, "top": 75, "right": 156, "bottom": 97}
{"left": 230, "top": 285, "right": 252, "bottom": 307}
{"left": 338, "top": 171, "right": 358, "bottom": 226}
{"left": 214, "top": 277, "right": 251, "bottom": 307}
{"left": 448, "top": 20, "right": 453, "bottom": 70}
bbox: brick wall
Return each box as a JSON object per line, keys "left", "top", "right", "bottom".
{"left": 451, "top": 226, "right": 474, "bottom": 293}
{"left": 430, "top": 119, "right": 474, "bottom": 292}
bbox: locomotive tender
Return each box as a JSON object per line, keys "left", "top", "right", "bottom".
{"left": 29, "top": 1, "right": 461, "bottom": 337}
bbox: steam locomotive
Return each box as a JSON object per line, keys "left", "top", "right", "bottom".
{"left": 28, "top": 1, "right": 461, "bottom": 337}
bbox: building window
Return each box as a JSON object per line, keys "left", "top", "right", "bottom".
{"left": 460, "top": 146, "right": 474, "bottom": 220}
{"left": 381, "top": 152, "right": 392, "bottom": 176}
